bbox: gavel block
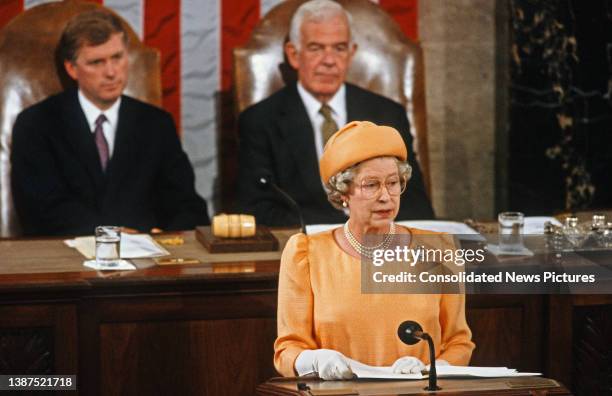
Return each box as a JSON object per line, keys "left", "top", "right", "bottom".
{"left": 195, "top": 226, "right": 278, "bottom": 253}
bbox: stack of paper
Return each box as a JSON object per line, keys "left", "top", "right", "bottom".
{"left": 349, "top": 360, "right": 540, "bottom": 380}
{"left": 398, "top": 220, "right": 485, "bottom": 241}
{"left": 305, "top": 218, "right": 561, "bottom": 237}
{"left": 523, "top": 216, "right": 562, "bottom": 234}
{"left": 432, "top": 366, "right": 540, "bottom": 378}
{"left": 65, "top": 233, "right": 170, "bottom": 259}
{"left": 348, "top": 360, "right": 422, "bottom": 380}
{"left": 305, "top": 221, "right": 482, "bottom": 239}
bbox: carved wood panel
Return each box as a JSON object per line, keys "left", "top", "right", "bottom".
{"left": 0, "top": 304, "right": 78, "bottom": 378}
{"left": 466, "top": 295, "right": 543, "bottom": 373}
{"left": 572, "top": 305, "right": 612, "bottom": 396}
{"left": 99, "top": 317, "right": 277, "bottom": 395}
{"left": 0, "top": 328, "right": 53, "bottom": 374}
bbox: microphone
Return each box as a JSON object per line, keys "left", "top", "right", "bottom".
{"left": 397, "top": 320, "right": 441, "bottom": 391}
{"left": 257, "top": 174, "right": 306, "bottom": 234}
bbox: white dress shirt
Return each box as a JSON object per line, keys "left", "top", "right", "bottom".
{"left": 78, "top": 90, "right": 121, "bottom": 157}
{"left": 297, "top": 82, "right": 347, "bottom": 160}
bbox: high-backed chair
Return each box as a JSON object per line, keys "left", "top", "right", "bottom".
{"left": 233, "top": 0, "right": 430, "bottom": 194}
{"left": 0, "top": 0, "right": 161, "bottom": 237}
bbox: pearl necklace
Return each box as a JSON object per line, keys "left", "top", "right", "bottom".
{"left": 343, "top": 221, "right": 396, "bottom": 258}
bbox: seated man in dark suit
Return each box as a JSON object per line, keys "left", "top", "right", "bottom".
{"left": 237, "top": 0, "right": 434, "bottom": 227}
{"left": 11, "top": 10, "right": 209, "bottom": 236}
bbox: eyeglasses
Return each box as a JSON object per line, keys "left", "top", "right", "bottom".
{"left": 359, "top": 176, "right": 407, "bottom": 199}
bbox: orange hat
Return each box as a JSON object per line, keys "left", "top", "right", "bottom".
{"left": 319, "top": 121, "right": 407, "bottom": 183}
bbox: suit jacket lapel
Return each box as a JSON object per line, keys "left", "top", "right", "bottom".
{"left": 346, "top": 83, "right": 366, "bottom": 122}
{"left": 60, "top": 90, "right": 105, "bottom": 189}
{"left": 278, "top": 85, "right": 327, "bottom": 203}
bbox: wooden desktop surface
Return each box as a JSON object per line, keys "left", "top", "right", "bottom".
{"left": 0, "top": 229, "right": 295, "bottom": 277}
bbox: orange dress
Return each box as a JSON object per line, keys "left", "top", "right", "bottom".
{"left": 274, "top": 228, "right": 475, "bottom": 377}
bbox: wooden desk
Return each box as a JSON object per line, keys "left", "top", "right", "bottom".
{"left": 0, "top": 230, "right": 293, "bottom": 396}
{"left": 256, "top": 376, "right": 571, "bottom": 395}
{"left": 0, "top": 231, "right": 609, "bottom": 395}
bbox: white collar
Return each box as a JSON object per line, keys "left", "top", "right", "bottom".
{"left": 78, "top": 90, "right": 121, "bottom": 132}
{"left": 326, "top": 84, "right": 346, "bottom": 118}
{"left": 297, "top": 82, "right": 346, "bottom": 121}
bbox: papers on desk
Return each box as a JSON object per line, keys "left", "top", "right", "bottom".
{"left": 523, "top": 216, "right": 562, "bottom": 234}
{"left": 305, "top": 221, "right": 482, "bottom": 239}
{"left": 305, "top": 217, "right": 561, "bottom": 237}
{"left": 65, "top": 233, "right": 170, "bottom": 259}
{"left": 432, "top": 366, "right": 541, "bottom": 378}
{"left": 305, "top": 223, "right": 342, "bottom": 235}
{"left": 349, "top": 360, "right": 541, "bottom": 380}
{"left": 348, "top": 359, "right": 421, "bottom": 380}
{"left": 83, "top": 259, "right": 137, "bottom": 271}
{"left": 397, "top": 220, "right": 485, "bottom": 241}
{"left": 486, "top": 244, "right": 535, "bottom": 257}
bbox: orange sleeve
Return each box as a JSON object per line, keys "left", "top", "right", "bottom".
{"left": 436, "top": 233, "right": 475, "bottom": 365}
{"left": 437, "top": 292, "right": 475, "bottom": 365}
{"left": 274, "top": 233, "right": 318, "bottom": 376}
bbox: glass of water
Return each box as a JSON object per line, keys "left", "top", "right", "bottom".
{"left": 498, "top": 212, "right": 524, "bottom": 252}
{"left": 562, "top": 216, "right": 588, "bottom": 248}
{"left": 95, "top": 226, "right": 121, "bottom": 268}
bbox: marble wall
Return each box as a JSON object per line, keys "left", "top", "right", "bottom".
{"left": 508, "top": 0, "right": 612, "bottom": 214}
{"left": 419, "top": 0, "right": 500, "bottom": 220}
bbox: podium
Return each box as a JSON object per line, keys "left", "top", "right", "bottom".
{"left": 256, "top": 376, "right": 572, "bottom": 395}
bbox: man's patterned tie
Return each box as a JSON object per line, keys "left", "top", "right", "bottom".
{"left": 319, "top": 104, "right": 338, "bottom": 145}
{"left": 94, "top": 114, "right": 109, "bottom": 171}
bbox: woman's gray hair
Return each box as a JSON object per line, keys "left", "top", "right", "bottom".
{"left": 289, "top": 0, "right": 353, "bottom": 51}
{"left": 325, "top": 156, "right": 412, "bottom": 210}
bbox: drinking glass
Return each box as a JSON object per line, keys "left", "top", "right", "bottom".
{"left": 95, "top": 226, "right": 121, "bottom": 268}
{"left": 498, "top": 212, "right": 524, "bottom": 252}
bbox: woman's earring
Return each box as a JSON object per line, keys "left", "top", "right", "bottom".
{"left": 342, "top": 201, "right": 348, "bottom": 208}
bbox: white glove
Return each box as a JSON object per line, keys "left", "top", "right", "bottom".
{"left": 391, "top": 356, "right": 426, "bottom": 374}
{"left": 295, "top": 349, "right": 354, "bottom": 380}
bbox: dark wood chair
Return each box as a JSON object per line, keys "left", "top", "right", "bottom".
{"left": 0, "top": 0, "right": 162, "bottom": 237}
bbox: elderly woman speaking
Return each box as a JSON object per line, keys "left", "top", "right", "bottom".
{"left": 274, "top": 121, "right": 474, "bottom": 380}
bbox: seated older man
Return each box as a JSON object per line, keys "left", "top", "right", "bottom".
{"left": 236, "top": 0, "right": 434, "bottom": 227}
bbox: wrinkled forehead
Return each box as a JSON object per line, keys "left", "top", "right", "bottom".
{"left": 354, "top": 157, "right": 400, "bottom": 179}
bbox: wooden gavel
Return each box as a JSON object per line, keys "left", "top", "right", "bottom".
{"left": 212, "top": 214, "right": 256, "bottom": 238}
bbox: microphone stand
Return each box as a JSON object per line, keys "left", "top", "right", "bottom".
{"left": 258, "top": 176, "right": 306, "bottom": 234}
{"left": 421, "top": 333, "right": 440, "bottom": 391}
{"left": 397, "top": 320, "right": 441, "bottom": 391}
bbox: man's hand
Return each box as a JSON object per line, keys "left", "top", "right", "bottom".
{"left": 119, "top": 227, "right": 163, "bottom": 234}
{"left": 120, "top": 227, "right": 139, "bottom": 234}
